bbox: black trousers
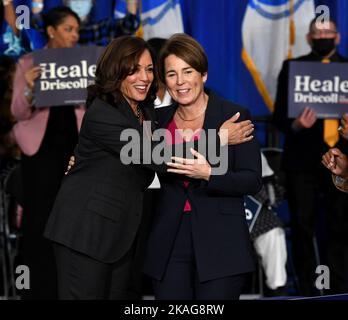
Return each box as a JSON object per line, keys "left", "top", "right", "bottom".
{"left": 20, "top": 147, "right": 73, "bottom": 300}
{"left": 19, "top": 108, "right": 78, "bottom": 300}
{"left": 286, "top": 171, "right": 322, "bottom": 296}
{"left": 53, "top": 242, "right": 141, "bottom": 300}
{"left": 152, "top": 213, "right": 248, "bottom": 300}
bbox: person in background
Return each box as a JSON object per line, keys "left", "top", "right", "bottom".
{"left": 273, "top": 17, "right": 348, "bottom": 295}
{"left": 322, "top": 148, "right": 348, "bottom": 193}
{"left": 322, "top": 115, "right": 348, "bottom": 193}
{"left": 251, "top": 152, "right": 287, "bottom": 296}
{"left": 3, "top": 0, "right": 139, "bottom": 51}
{"left": 145, "top": 37, "right": 170, "bottom": 190}
{"left": 0, "top": 54, "right": 18, "bottom": 160}
{"left": 10, "top": 6, "right": 85, "bottom": 299}
{"left": 147, "top": 37, "right": 172, "bottom": 109}
{"left": 33, "top": 0, "right": 140, "bottom": 46}
{"left": 1, "top": 0, "right": 32, "bottom": 58}
{"left": 64, "top": 0, "right": 140, "bottom": 46}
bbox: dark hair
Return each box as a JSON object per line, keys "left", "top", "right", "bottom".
{"left": 158, "top": 33, "right": 208, "bottom": 84}
{"left": 42, "top": 6, "right": 81, "bottom": 36}
{"left": 147, "top": 38, "right": 167, "bottom": 86}
{"left": 86, "top": 36, "right": 158, "bottom": 108}
{"left": 309, "top": 16, "right": 337, "bottom": 33}
{"left": 147, "top": 38, "right": 167, "bottom": 61}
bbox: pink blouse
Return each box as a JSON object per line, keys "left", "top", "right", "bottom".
{"left": 166, "top": 118, "right": 202, "bottom": 212}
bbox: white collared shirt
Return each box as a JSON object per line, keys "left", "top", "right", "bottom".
{"left": 154, "top": 90, "right": 172, "bottom": 109}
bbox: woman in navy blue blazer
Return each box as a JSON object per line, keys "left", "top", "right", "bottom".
{"left": 143, "top": 33, "right": 262, "bottom": 300}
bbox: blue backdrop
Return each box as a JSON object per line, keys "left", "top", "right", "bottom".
{"left": 2, "top": 0, "right": 347, "bottom": 146}
{"left": 180, "top": 0, "right": 348, "bottom": 131}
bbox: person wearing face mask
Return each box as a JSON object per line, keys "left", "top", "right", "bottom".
{"left": 3, "top": 0, "right": 139, "bottom": 49}
{"left": 273, "top": 17, "right": 348, "bottom": 296}
{"left": 64, "top": 0, "right": 140, "bottom": 46}
{"left": 64, "top": 0, "right": 93, "bottom": 23}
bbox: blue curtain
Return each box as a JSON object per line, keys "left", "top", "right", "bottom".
{"left": 336, "top": 0, "right": 348, "bottom": 56}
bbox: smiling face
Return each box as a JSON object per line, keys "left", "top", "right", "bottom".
{"left": 120, "top": 49, "right": 154, "bottom": 109}
{"left": 164, "top": 54, "right": 207, "bottom": 107}
{"left": 47, "top": 15, "right": 80, "bottom": 48}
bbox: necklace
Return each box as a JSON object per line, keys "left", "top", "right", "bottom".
{"left": 176, "top": 106, "right": 207, "bottom": 121}
{"left": 135, "top": 105, "right": 142, "bottom": 120}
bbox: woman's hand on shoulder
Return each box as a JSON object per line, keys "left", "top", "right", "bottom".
{"left": 218, "top": 112, "right": 254, "bottom": 146}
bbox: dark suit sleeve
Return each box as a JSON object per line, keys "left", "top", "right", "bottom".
{"left": 204, "top": 109, "right": 262, "bottom": 196}
{"left": 85, "top": 115, "right": 168, "bottom": 173}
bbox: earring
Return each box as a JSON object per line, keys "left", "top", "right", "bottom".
{"left": 49, "top": 34, "right": 54, "bottom": 39}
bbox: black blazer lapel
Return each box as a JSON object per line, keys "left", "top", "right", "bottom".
{"left": 142, "top": 104, "right": 158, "bottom": 132}
{"left": 156, "top": 104, "right": 177, "bottom": 129}
{"left": 117, "top": 99, "right": 143, "bottom": 131}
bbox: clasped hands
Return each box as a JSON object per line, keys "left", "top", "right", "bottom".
{"left": 167, "top": 112, "right": 253, "bottom": 181}
{"left": 322, "top": 148, "right": 348, "bottom": 179}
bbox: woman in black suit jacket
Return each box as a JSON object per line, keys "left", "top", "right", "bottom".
{"left": 44, "top": 36, "right": 168, "bottom": 299}
{"left": 143, "top": 34, "right": 262, "bottom": 300}
{"left": 44, "top": 35, "right": 254, "bottom": 300}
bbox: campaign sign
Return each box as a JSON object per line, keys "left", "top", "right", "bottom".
{"left": 288, "top": 61, "right": 348, "bottom": 118}
{"left": 244, "top": 196, "right": 262, "bottom": 232}
{"left": 33, "top": 46, "right": 105, "bottom": 107}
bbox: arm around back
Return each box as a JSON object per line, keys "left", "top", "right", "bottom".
{"left": 205, "top": 108, "right": 262, "bottom": 197}
{"left": 81, "top": 98, "right": 168, "bottom": 173}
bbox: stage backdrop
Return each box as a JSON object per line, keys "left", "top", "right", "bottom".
{"left": 1, "top": 0, "right": 348, "bottom": 143}
{"left": 180, "top": 0, "right": 348, "bottom": 117}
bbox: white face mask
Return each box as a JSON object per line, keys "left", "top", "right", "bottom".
{"left": 66, "top": 0, "right": 93, "bottom": 21}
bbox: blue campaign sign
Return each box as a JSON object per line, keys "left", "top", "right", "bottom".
{"left": 244, "top": 196, "right": 263, "bottom": 232}
{"left": 288, "top": 61, "right": 348, "bottom": 119}
{"left": 33, "top": 46, "right": 105, "bottom": 107}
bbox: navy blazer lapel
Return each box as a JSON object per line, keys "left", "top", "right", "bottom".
{"left": 155, "top": 91, "right": 224, "bottom": 131}
{"left": 142, "top": 104, "right": 158, "bottom": 132}
{"left": 156, "top": 104, "right": 177, "bottom": 129}
{"left": 202, "top": 90, "right": 224, "bottom": 132}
